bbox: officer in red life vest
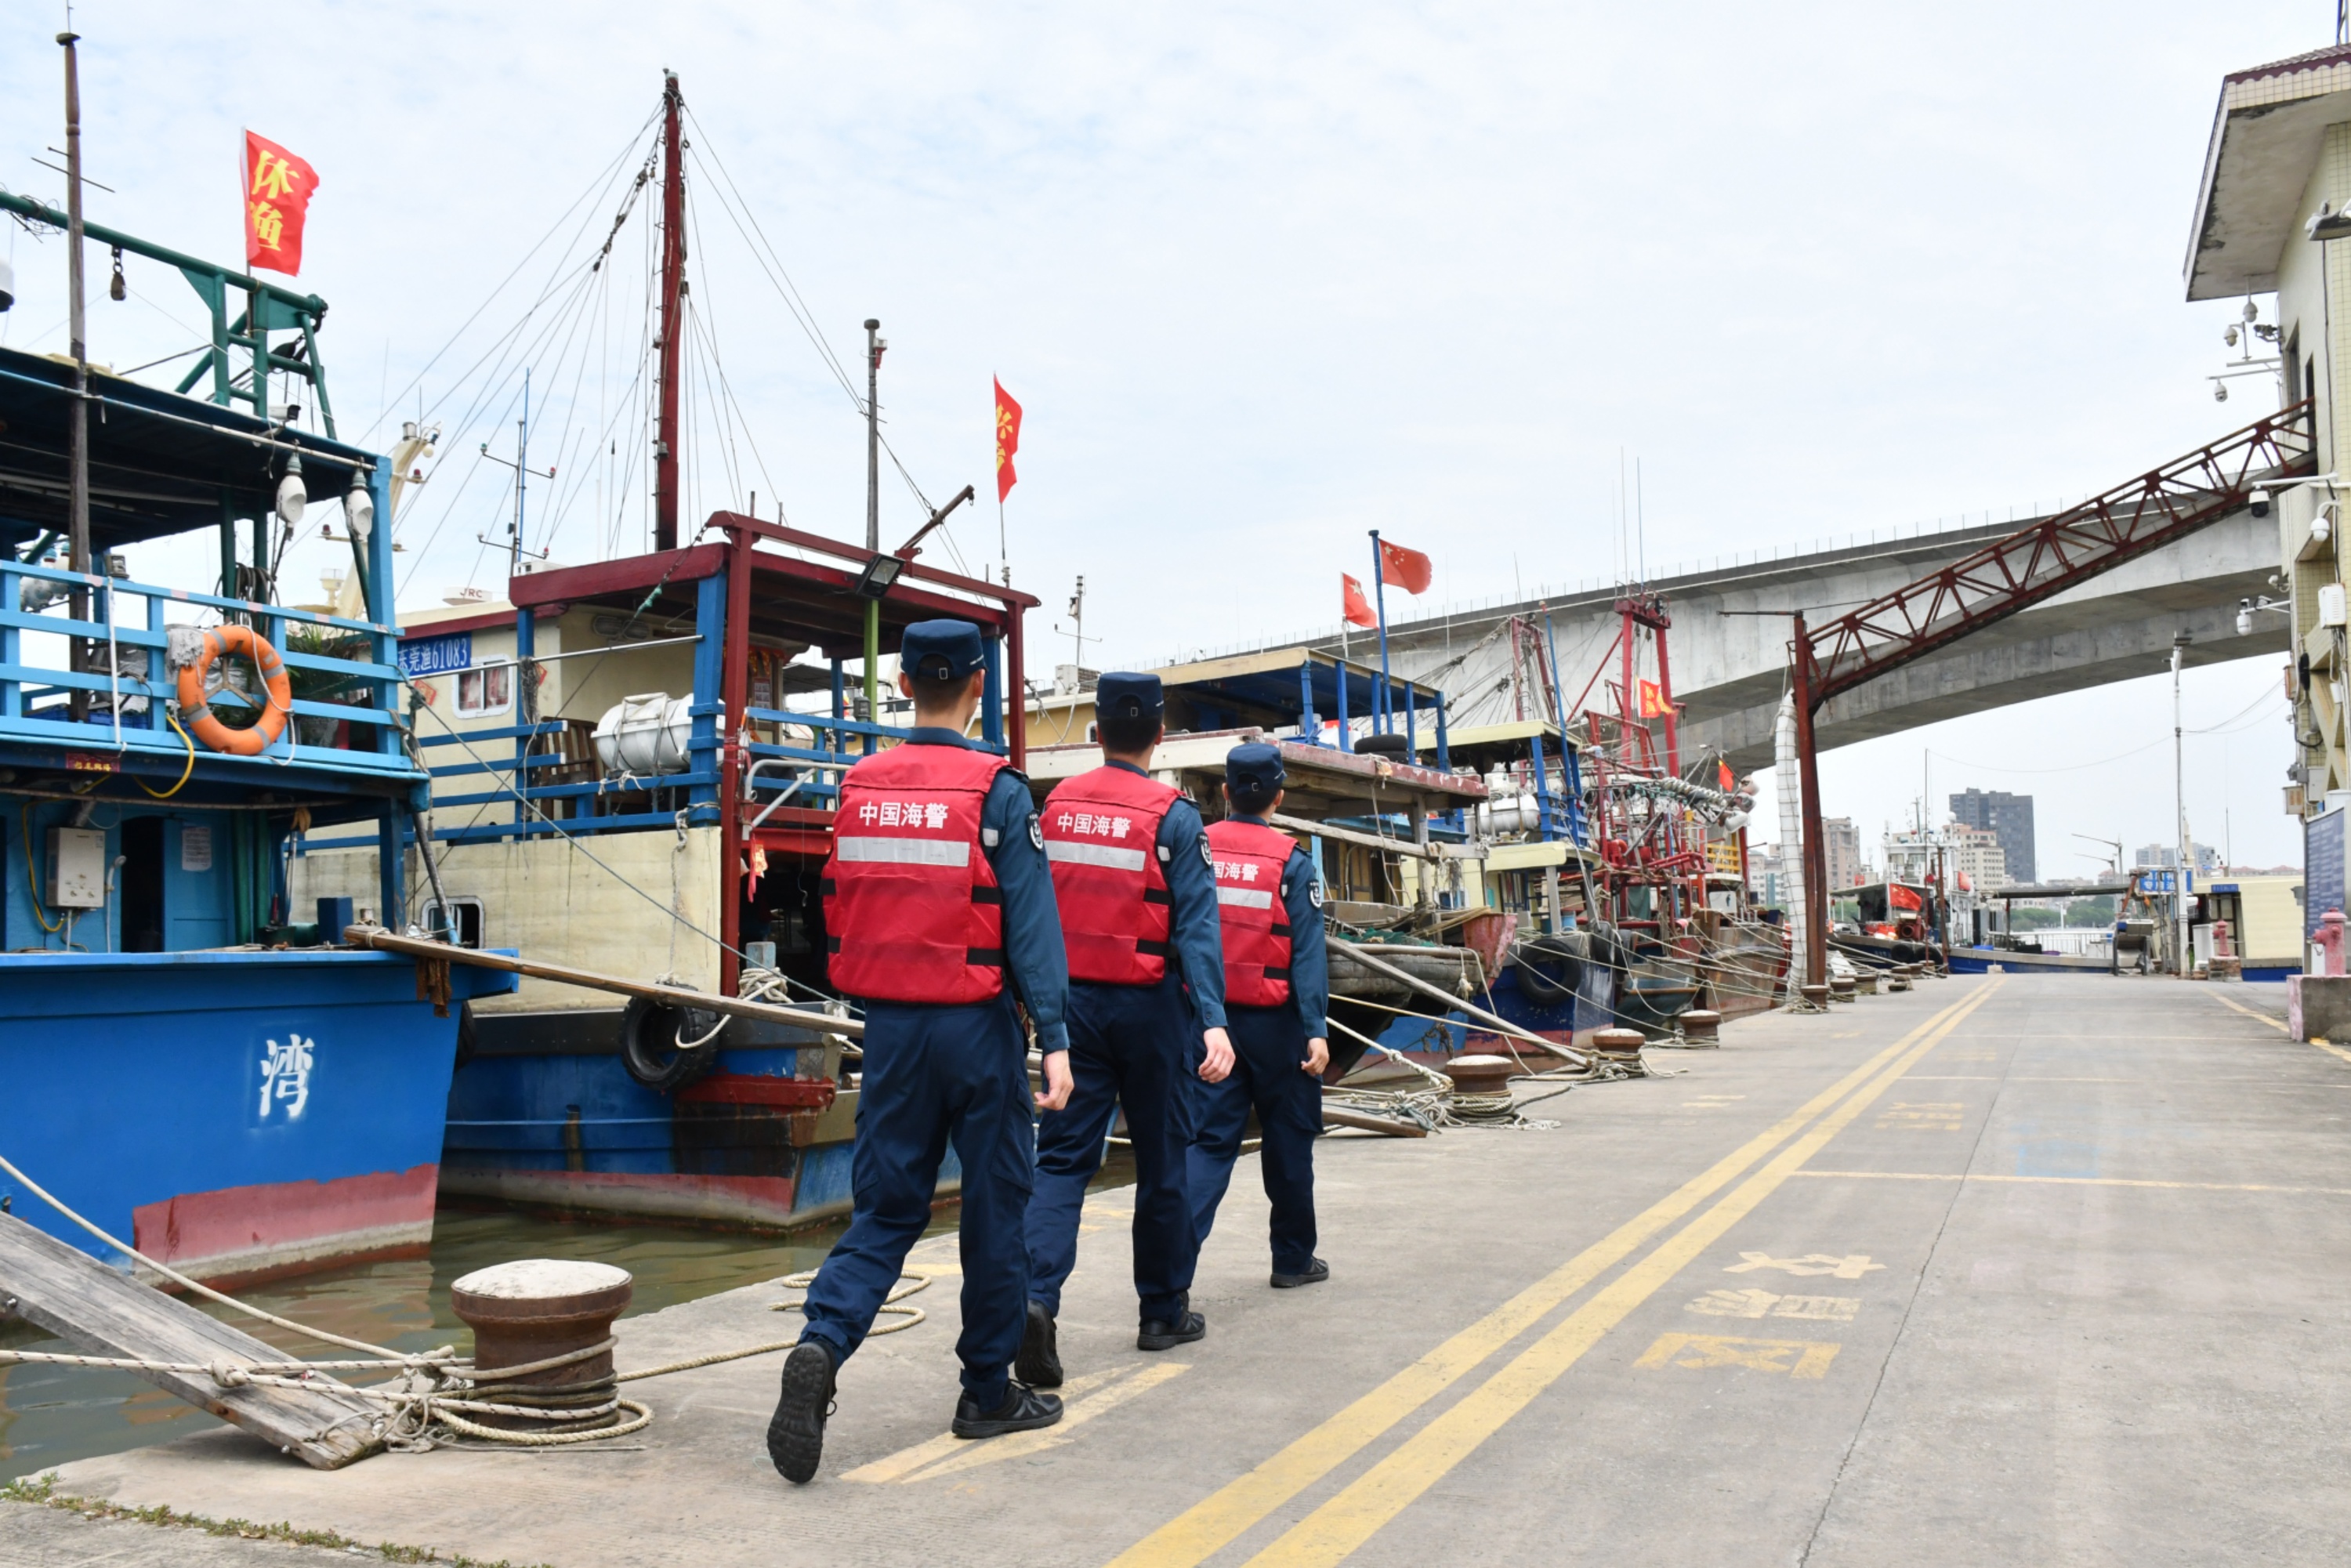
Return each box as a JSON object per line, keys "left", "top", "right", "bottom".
{"left": 1016, "top": 672, "right": 1234, "bottom": 1384}
{"left": 767, "top": 620, "right": 1076, "bottom": 1485}
{"left": 1190, "top": 743, "right": 1331, "bottom": 1288}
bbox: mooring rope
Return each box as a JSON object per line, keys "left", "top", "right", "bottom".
{"left": 0, "top": 1150, "right": 929, "bottom": 1453}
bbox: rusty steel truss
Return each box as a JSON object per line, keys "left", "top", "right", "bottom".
{"left": 1786, "top": 398, "right": 2317, "bottom": 988}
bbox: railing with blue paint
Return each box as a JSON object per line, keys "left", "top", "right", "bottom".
{"left": 0, "top": 555, "right": 412, "bottom": 777}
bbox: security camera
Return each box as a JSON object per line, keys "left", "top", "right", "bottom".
{"left": 2238, "top": 599, "right": 2255, "bottom": 637}
{"left": 2215, "top": 382, "right": 2230, "bottom": 402}
{"left": 2250, "top": 487, "right": 2271, "bottom": 517}
{"left": 0, "top": 255, "right": 12, "bottom": 313}
{"left": 2244, "top": 299, "right": 2261, "bottom": 324}
{"left": 2225, "top": 324, "right": 2241, "bottom": 347}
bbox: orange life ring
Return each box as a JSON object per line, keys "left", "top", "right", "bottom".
{"left": 177, "top": 623, "right": 294, "bottom": 756}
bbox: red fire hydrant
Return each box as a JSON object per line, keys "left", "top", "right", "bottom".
{"left": 2317, "top": 910, "right": 2347, "bottom": 978}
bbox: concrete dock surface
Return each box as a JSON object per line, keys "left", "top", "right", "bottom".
{"left": 9, "top": 974, "right": 2351, "bottom": 1566}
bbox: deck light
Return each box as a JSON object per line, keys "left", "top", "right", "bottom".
{"left": 850, "top": 552, "right": 904, "bottom": 599}
{"left": 345, "top": 469, "right": 374, "bottom": 545}
{"left": 277, "top": 454, "right": 306, "bottom": 530}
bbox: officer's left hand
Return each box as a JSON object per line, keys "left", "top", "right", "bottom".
{"left": 1302, "top": 1036, "right": 1328, "bottom": 1076}
{"left": 1198, "top": 1027, "right": 1235, "bottom": 1084}
{"left": 1035, "top": 1050, "right": 1074, "bottom": 1111}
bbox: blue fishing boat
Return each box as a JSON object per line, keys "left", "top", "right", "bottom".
{"left": 0, "top": 170, "right": 513, "bottom": 1283}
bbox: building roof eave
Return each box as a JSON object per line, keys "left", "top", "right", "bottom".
{"left": 2185, "top": 44, "right": 2351, "bottom": 303}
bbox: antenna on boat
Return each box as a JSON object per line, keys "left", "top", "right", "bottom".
{"left": 653, "top": 70, "right": 686, "bottom": 553}
{"left": 58, "top": 27, "right": 91, "bottom": 721}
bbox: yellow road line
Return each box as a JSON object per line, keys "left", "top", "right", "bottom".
{"left": 845, "top": 1364, "right": 1140, "bottom": 1483}
{"left": 1241, "top": 981, "right": 2001, "bottom": 1568}
{"left": 2205, "top": 990, "right": 2351, "bottom": 1064}
{"left": 1103, "top": 986, "right": 1994, "bottom": 1568}
{"left": 901, "top": 1363, "right": 1191, "bottom": 1483}
{"left": 1795, "top": 1169, "right": 2351, "bottom": 1197}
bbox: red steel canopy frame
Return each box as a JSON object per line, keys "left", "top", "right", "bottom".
{"left": 1786, "top": 400, "right": 2317, "bottom": 987}
{"left": 511, "top": 512, "right": 1039, "bottom": 994}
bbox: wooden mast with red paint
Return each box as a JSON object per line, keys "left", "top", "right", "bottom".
{"left": 654, "top": 71, "right": 686, "bottom": 552}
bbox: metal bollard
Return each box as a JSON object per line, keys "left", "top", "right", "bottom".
{"left": 1677, "top": 1009, "right": 1721, "bottom": 1045}
{"left": 451, "top": 1260, "right": 634, "bottom": 1432}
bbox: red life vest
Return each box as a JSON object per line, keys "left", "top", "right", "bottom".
{"left": 1207, "top": 818, "right": 1296, "bottom": 1007}
{"left": 822, "top": 743, "right": 1009, "bottom": 1005}
{"left": 1043, "top": 765, "right": 1179, "bottom": 985}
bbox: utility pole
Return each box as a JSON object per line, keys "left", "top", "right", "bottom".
{"left": 60, "top": 31, "right": 90, "bottom": 720}
{"left": 863, "top": 317, "right": 884, "bottom": 731}
{"left": 652, "top": 71, "right": 685, "bottom": 553}
{"left": 1791, "top": 610, "right": 1828, "bottom": 990}
{"left": 2173, "top": 631, "right": 2192, "bottom": 975}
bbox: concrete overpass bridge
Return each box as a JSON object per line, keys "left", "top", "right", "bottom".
{"left": 1274, "top": 502, "right": 2287, "bottom": 773}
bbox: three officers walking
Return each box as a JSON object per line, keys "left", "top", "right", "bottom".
{"left": 772, "top": 631, "right": 1328, "bottom": 1483}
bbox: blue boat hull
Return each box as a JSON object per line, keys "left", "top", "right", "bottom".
{"left": 438, "top": 1010, "right": 955, "bottom": 1231}
{"left": 1, "top": 951, "right": 514, "bottom": 1283}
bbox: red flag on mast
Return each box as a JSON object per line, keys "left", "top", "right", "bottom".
{"left": 994, "top": 378, "right": 1023, "bottom": 502}
{"left": 1377, "top": 538, "right": 1433, "bottom": 594}
{"left": 1342, "top": 573, "right": 1378, "bottom": 628}
{"left": 1637, "top": 679, "right": 1671, "bottom": 719}
{"left": 243, "top": 131, "right": 318, "bottom": 277}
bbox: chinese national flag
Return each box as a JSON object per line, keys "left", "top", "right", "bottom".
{"left": 1377, "top": 538, "right": 1433, "bottom": 594}
{"left": 1637, "top": 679, "right": 1671, "bottom": 718}
{"left": 994, "top": 378, "right": 1023, "bottom": 502}
{"left": 1342, "top": 573, "right": 1378, "bottom": 628}
{"left": 244, "top": 131, "right": 319, "bottom": 277}
{"left": 1889, "top": 884, "right": 1924, "bottom": 911}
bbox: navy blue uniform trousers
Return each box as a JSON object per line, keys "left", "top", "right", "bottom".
{"left": 1188, "top": 1003, "right": 1320, "bottom": 1276}
{"left": 799, "top": 996, "right": 1033, "bottom": 1407}
{"left": 1025, "top": 976, "right": 1197, "bottom": 1324}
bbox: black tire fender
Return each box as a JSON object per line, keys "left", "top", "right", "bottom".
{"left": 620, "top": 995, "right": 724, "bottom": 1092}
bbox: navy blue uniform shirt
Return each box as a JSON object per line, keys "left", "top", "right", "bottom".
{"left": 1103, "top": 759, "right": 1228, "bottom": 1030}
{"left": 905, "top": 727, "right": 1070, "bottom": 1056}
{"left": 1229, "top": 811, "right": 1329, "bottom": 1039}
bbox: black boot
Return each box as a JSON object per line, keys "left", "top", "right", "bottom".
{"left": 1271, "top": 1258, "right": 1331, "bottom": 1289}
{"left": 1138, "top": 1294, "right": 1206, "bottom": 1351}
{"left": 766, "top": 1340, "right": 837, "bottom": 1484}
{"left": 1016, "top": 1300, "right": 1063, "bottom": 1388}
{"left": 952, "top": 1380, "right": 1064, "bottom": 1439}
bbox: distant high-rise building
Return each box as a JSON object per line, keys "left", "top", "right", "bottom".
{"left": 2134, "top": 842, "right": 2221, "bottom": 873}
{"left": 1950, "top": 788, "right": 2035, "bottom": 884}
{"left": 1822, "top": 817, "right": 1864, "bottom": 889}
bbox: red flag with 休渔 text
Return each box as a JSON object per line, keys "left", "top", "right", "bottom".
{"left": 244, "top": 131, "right": 318, "bottom": 277}
{"left": 1377, "top": 538, "right": 1433, "bottom": 594}
{"left": 1342, "top": 573, "right": 1378, "bottom": 628}
{"left": 994, "top": 378, "right": 1023, "bottom": 502}
{"left": 1637, "top": 679, "right": 1671, "bottom": 719}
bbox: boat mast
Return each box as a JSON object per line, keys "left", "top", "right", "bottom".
{"left": 654, "top": 71, "right": 686, "bottom": 553}
{"left": 60, "top": 31, "right": 90, "bottom": 719}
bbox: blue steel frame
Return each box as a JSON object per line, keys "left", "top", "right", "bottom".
{"left": 2, "top": 451, "right": 413, "bottom": 922}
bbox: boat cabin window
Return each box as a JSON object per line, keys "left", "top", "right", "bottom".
{"left": 456, "top": 661, "right": 513, "bottom": 718}
{"left": 422, "top": 896, "right": 487, "bottom": 948}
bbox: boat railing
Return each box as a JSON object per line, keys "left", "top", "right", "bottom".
{"left": 0, "top": 555, "right": 413, "bottom": 778}
{"left": 342, "top": 703, "right": 996, "bottom": 849}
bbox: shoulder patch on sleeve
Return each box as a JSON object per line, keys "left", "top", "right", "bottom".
{"left": 1028, "top": 816, "right": 1045, "bottom": 851}
{"left": 1199, "top": 836, "right": 1215, "bottom": 868}
{"left": 1308, "top": 879, "right": 1325, "bottom": 909}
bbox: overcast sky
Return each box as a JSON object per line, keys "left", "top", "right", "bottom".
{"left": 0, "top": 1, "right": 2330, "bottom": 872}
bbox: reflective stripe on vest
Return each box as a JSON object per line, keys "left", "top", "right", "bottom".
{"left": 822, "top": 743, "right": 1009, "bottom": 1005}
{"left": 1207, "top": 818, "right": 1297, "bottom": 1007}
{"left": 1043, "top": 765, "right": 1179, "bottom": 984}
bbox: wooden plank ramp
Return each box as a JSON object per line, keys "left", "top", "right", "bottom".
{"left": 0, "top": 1211, "right": 382, "bottom": 1468}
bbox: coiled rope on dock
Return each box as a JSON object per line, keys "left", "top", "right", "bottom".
{"left": 0, "top": 1151, "right": 928, "bottom": 1453}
